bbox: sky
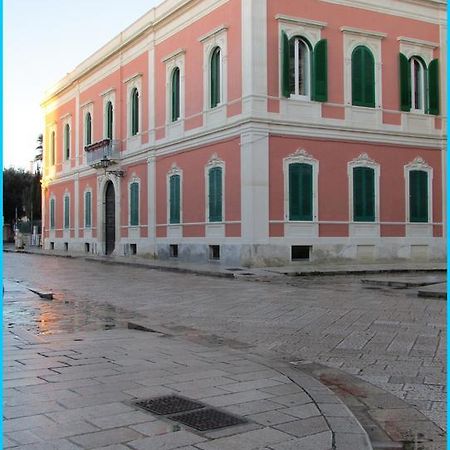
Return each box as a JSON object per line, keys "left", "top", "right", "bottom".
{"left": 4, "top": 0, "right": 160, "bottom": 170}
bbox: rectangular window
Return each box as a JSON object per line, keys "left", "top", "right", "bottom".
{"left": 409, "top": 170, "right": 428, "bottom": 222}
{"left": 208, "top": 167, "right": 223, "bottom": 222}
{"left": 130, "top": 182, "right": 139, "bottom": 226}
{"left": 289, "top": 163, "right": 313, "bottom": 221}
{"left": 85, "top": 191, "right": 92, "bottom": 228}
{"left": 169, "top": 175, "right": 181, "bottom": 224}
{"left": 64, "top": 196, "right": 70, "bottom": 229}
{"left": 353, "top": 167, "right": 375, "bottom": 222}
{"left": 50, "top": 199, "right": 55, "bottom": 229}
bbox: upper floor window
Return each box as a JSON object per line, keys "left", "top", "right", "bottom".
{"left": 351, "top": 45, "right": 375, "bottom": 108}
{"left": 169, "top": 174, "right": 181, "bottom": 224}
{"left": 171, "top": 68, "right": 181, "bottom": 122}
{"left": 85, "top": 191, "right": 92, "bottom": 228}
{"left": 399, "top": 53, "right": 440, "bottom": 115}
{"left": 208, "top": 166, "right": 223, "bottom": 222}
{"left": 130, "top": 182, "right": 139, "bottom": 226}
{"left": 409, "top": 170, "right": 429, "bottom": 223}
{"left": 50, "top": 131, "right": 56, "bottom": 166}
{"left": 50, "top": 198, "right": 55, "bottom": 229}
{"left": 353, "top": 166, "right": 375, "bottom": 222}
{"left": 210, "top": 47, "right": 222, "bottom": 108}
{"left": 85, "top": 112, "right": 92, "bottom": 146}
{"left": 64, "top": 195, "right": 70, "bottom": 229}
{"left": 130, "top": 88, "right": 139, "bottom": 136}
{"left": 289, "top": 163, "right": 313, "bottom": 221}
{"left": 105, "top": 101, "right": 113, "bottom": 139}
{"left": 281, "top": 32, "right": 328, "bottom": 102}
{"left": 64, "top": 124, "right": 70, "bottom": 160}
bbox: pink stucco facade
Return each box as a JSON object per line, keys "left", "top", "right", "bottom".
{"left": 41, "top": 0, "right": 446, "bottom": 265}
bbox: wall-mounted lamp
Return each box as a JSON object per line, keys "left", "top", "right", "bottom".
{"left": 99, "top": 157, "right": 125, "bottom": 177}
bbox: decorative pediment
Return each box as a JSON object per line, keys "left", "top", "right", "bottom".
{"left": 405, "top": 156, "right": 431, "bottom": 170}
{"left": 284, "top": 148, "right": 317, "bottom": 164}
{"left": 206, "top": 153, "right": 224, "bottom": 168}
{"left": 168, "top": 163, "right": 182, "bottom": 176}
{"left": 349, "top": 153, "right": 377, "bottom": 167}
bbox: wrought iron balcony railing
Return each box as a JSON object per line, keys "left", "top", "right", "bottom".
{"left": 85, "top": 139, "right": 121, "bottom": 168}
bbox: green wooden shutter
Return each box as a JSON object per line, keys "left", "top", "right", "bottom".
{"left": 130, "top": 183, "right": 139, "bottom": 226}
{"left": 352, "top": 47, "right": 375, "bottom": 107}
{"left": 85, "top": 192, "right": 91, "bottom": 228}
{"left": 364, "top": 48, "right": 375, "bottom": 107}
{"left": 51, "top": 132, "right": 55, "bottom": 165}
{"left": 106, "top": 102, "right": 113, "bottom": 139}
{"left": 410, "top": 170, "right": 428, "bottom": 222}
{"left": 169, "top": 175, "right": 180, "bottom": 224}
{"left": 353, "top": 167, "right": 375, "bottom": 222}
{"left": 428, "top": 59, "right": 439, "bottom": 115}
{"left": 399, "top": 53, "right": 411, "bottom": 112}
{"left": 211, "top": 48, "right": 221, "bottom": 108}
{"left": 281, "top": 31, "right": 290, "bottom": 97}
{"left": 313, "top": 39, "right": 328, "bottom": 102}
{"left": 172, "top": 69, "right": 180, "bottom": 122}
{"left": 209, "top": 167, "right": 222, "bottom": 222}
{"left": 64, "top": 124, "right": 70, "bottom": 160}
{"left": 289, "top": 164, "right": 313, "bottom": 221}
{"left": 64, "top": 196, "right": 70, "bottom": 229}
{"left": 352, "top": 47, "right": 363, "bottom": 106}
{"left": 85, "top": 113, "right": 92, "bottom": 145}
{"left": 50, "top": 199, "right": 55, "bottom": 229}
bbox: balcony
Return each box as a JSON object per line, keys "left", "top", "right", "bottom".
{"left": 85, "top": 139, "right": 121, "bottom": 168}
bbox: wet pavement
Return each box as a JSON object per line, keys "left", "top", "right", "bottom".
{"left": 3, "top": 252, "right": 446, "bottom": 436}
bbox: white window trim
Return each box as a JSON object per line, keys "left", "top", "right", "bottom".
{"left": 62, "top": 116, "right": 72, "bottom": 163}
{"left": 102, "top": 90, "right": 116, "bottom": 140}
{"left": 128, "top": 175, "right": 141, "bottom": 227}
{"left": 201, "top": 28, "right": 228, "bottom": 111}
{"left": 49, "top": 195, "right": 56, "bottom": 230}
{"left": 410, "top": 57, "right": 427, "bottom": 113}
{"left": 84, "top": 188, "right": 93, "bottom": 229}
{"left": 342, "top": 29, "right": 384, "bottom": 108}
{"left": 205, "top": 153, "right": 225, "bottom": 223}
{"left": 404, "top": 156, "right": 433, "bottom": 224}
{"left": 126, "top": 76, "right": 142, "bottom": 138}
{"left": 63, "top": 192, "right": 71, "bottom": 230}
{"left": 283, "top": 149, "right": 319, "bottom": 222}
{"left": 163, "top": 49, "right": 186, "bottom": 125}
{"left": 166, "top": 164, "right": 183, "bottom": 225}
{"left": 347, "top": 153, "right": 380, "bottom": 223}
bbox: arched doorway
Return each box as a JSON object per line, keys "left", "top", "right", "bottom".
{"left": 105, "top": 181, "right": 115, "bottom": 255}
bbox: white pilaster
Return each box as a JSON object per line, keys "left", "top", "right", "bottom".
{"left": 241, "top": 0, "right": 268, "bottom": 116}
{"left": 75, "top": 86, "right": 80, "bottom": 165}
{"left": 147, "top": 153, "right": 157, "bottom": 254}
{"left": 74, "top": 173, "right": 79, "bottom": 239}
{"left": 148, "top": 41, "right": 156, "bottom": 144}
{"left": 240, "top": 128, "right": 269, "bottom": 242}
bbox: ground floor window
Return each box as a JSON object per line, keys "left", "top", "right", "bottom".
{"left": 289, "top": 163, "right": 313, "bottom": 221}
{"left": 353, "top": 166, "right": 375, "bottom": 222}
{"left": 409, "top": 170, "right": 429, "bottom": 222}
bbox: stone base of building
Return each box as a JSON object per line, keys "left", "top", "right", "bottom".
{"left": 43, "top": 237, "right": 446, "bottom": 267}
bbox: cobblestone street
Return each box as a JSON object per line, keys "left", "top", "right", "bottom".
{"left": 4, "top": 252, "right": 446, "bottom": 433}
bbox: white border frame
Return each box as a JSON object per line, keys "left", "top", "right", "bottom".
{"left": 128, "top": 174, "right": 141, "bottom": 228}
{"left": 63, "top": 191, "right": 71, "bottom": 231}
{"left": 84, "top": 188, "right": 93, "bottom": 229}
{"left": 126, "top": 76, "right": 142, "bottom": 139}
{"left": 61, "top": 116, "right": 72, "bottom": 166}
{"left": 166, "top": 164, "right": 183, "bottom": 225}
{"left": 102, "top": 90, "right": 116, "bottom": 139}
{"left": 205, "top": 153, "right": 225, "bottom": 224}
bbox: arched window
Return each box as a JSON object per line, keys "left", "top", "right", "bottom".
{"left": 50, "top": 131, "right": 56, "bottom": 166}
{"left": 208, "top": 166, "right": 223, "bottom": 222}
{"left": 353, "top": 166, "right": 375, "bottom": 222}
{"left": 171, "top": 68, "right": 181, "bottom": 122}
{"left": 289, "top": 163, "right": 313, "bottom": 221}
{"left": 411, "top": 57, "right": 426, "bottom": 112}
{"left": 106, "top": 101, "right": 113, "bottom": 139}
{"left": 130, "top": 182, "right": 139, "bottom": 226}
{"left": 210, "top": 47, "right": 221, "bottom": 108}
{"left": 131, "top": 88, "right": 139, "bottom": 136}
{"left": 351, "top": 46, "right": 375, "bottom": 108}
{"left": 85, "top": 112, "right": 92, "bottom": 146}
{"left": 169, "top": 174, "right": 181, "bottom": 224}
{"left": 409, "top": 170, "right": 429, "bottom": 222}
{"left": 64, "top": 124, "right": 70, "bottom": 160}
{"left": 289, "top": 37, "right": 311, "bottom": 97}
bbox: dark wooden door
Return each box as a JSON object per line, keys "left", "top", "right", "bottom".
{"left": 105, "top": 181, "right": 115, "bottom": 255}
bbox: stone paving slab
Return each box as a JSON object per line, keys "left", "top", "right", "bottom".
{"left": 3, "top": 322, "right": 371, "bottom": 450}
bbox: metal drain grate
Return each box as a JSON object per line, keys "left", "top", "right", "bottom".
{"left": 134, "top": 395, "right": 204, "bottom": 415}
{"left": 171, "top": 408, "right": 247, "bottom": 431}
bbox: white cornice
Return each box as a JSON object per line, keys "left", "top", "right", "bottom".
{"left": 397, "top": 36, "right": 439, "bottom": 48}
{"left": 275, "top": 14, "right": 327, "bottom": 29}
{"left": 161, "top": 48, "right": 186, "bottom": 63}
{"left": 123, "top": 72, "right": 143, "bottom": 84}
{"left": 198, "top": 24, "right": 228, "bottom": 43}
{"left": 340, "top": 26, "right": 387, "bottom": 39}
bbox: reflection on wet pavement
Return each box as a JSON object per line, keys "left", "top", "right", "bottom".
{"left": 3, "top": 279, "right": 139, "bottom": 335}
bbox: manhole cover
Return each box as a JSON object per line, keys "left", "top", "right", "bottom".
{"left": 171, "top": 408, "right": 247, "bottom": 431}
{"left": 134, "top": 395, "right": 204, "bottom": 415}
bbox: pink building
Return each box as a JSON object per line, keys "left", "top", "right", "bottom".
{"left": 41, "top": 0, "right": 446, "bottom": 265}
